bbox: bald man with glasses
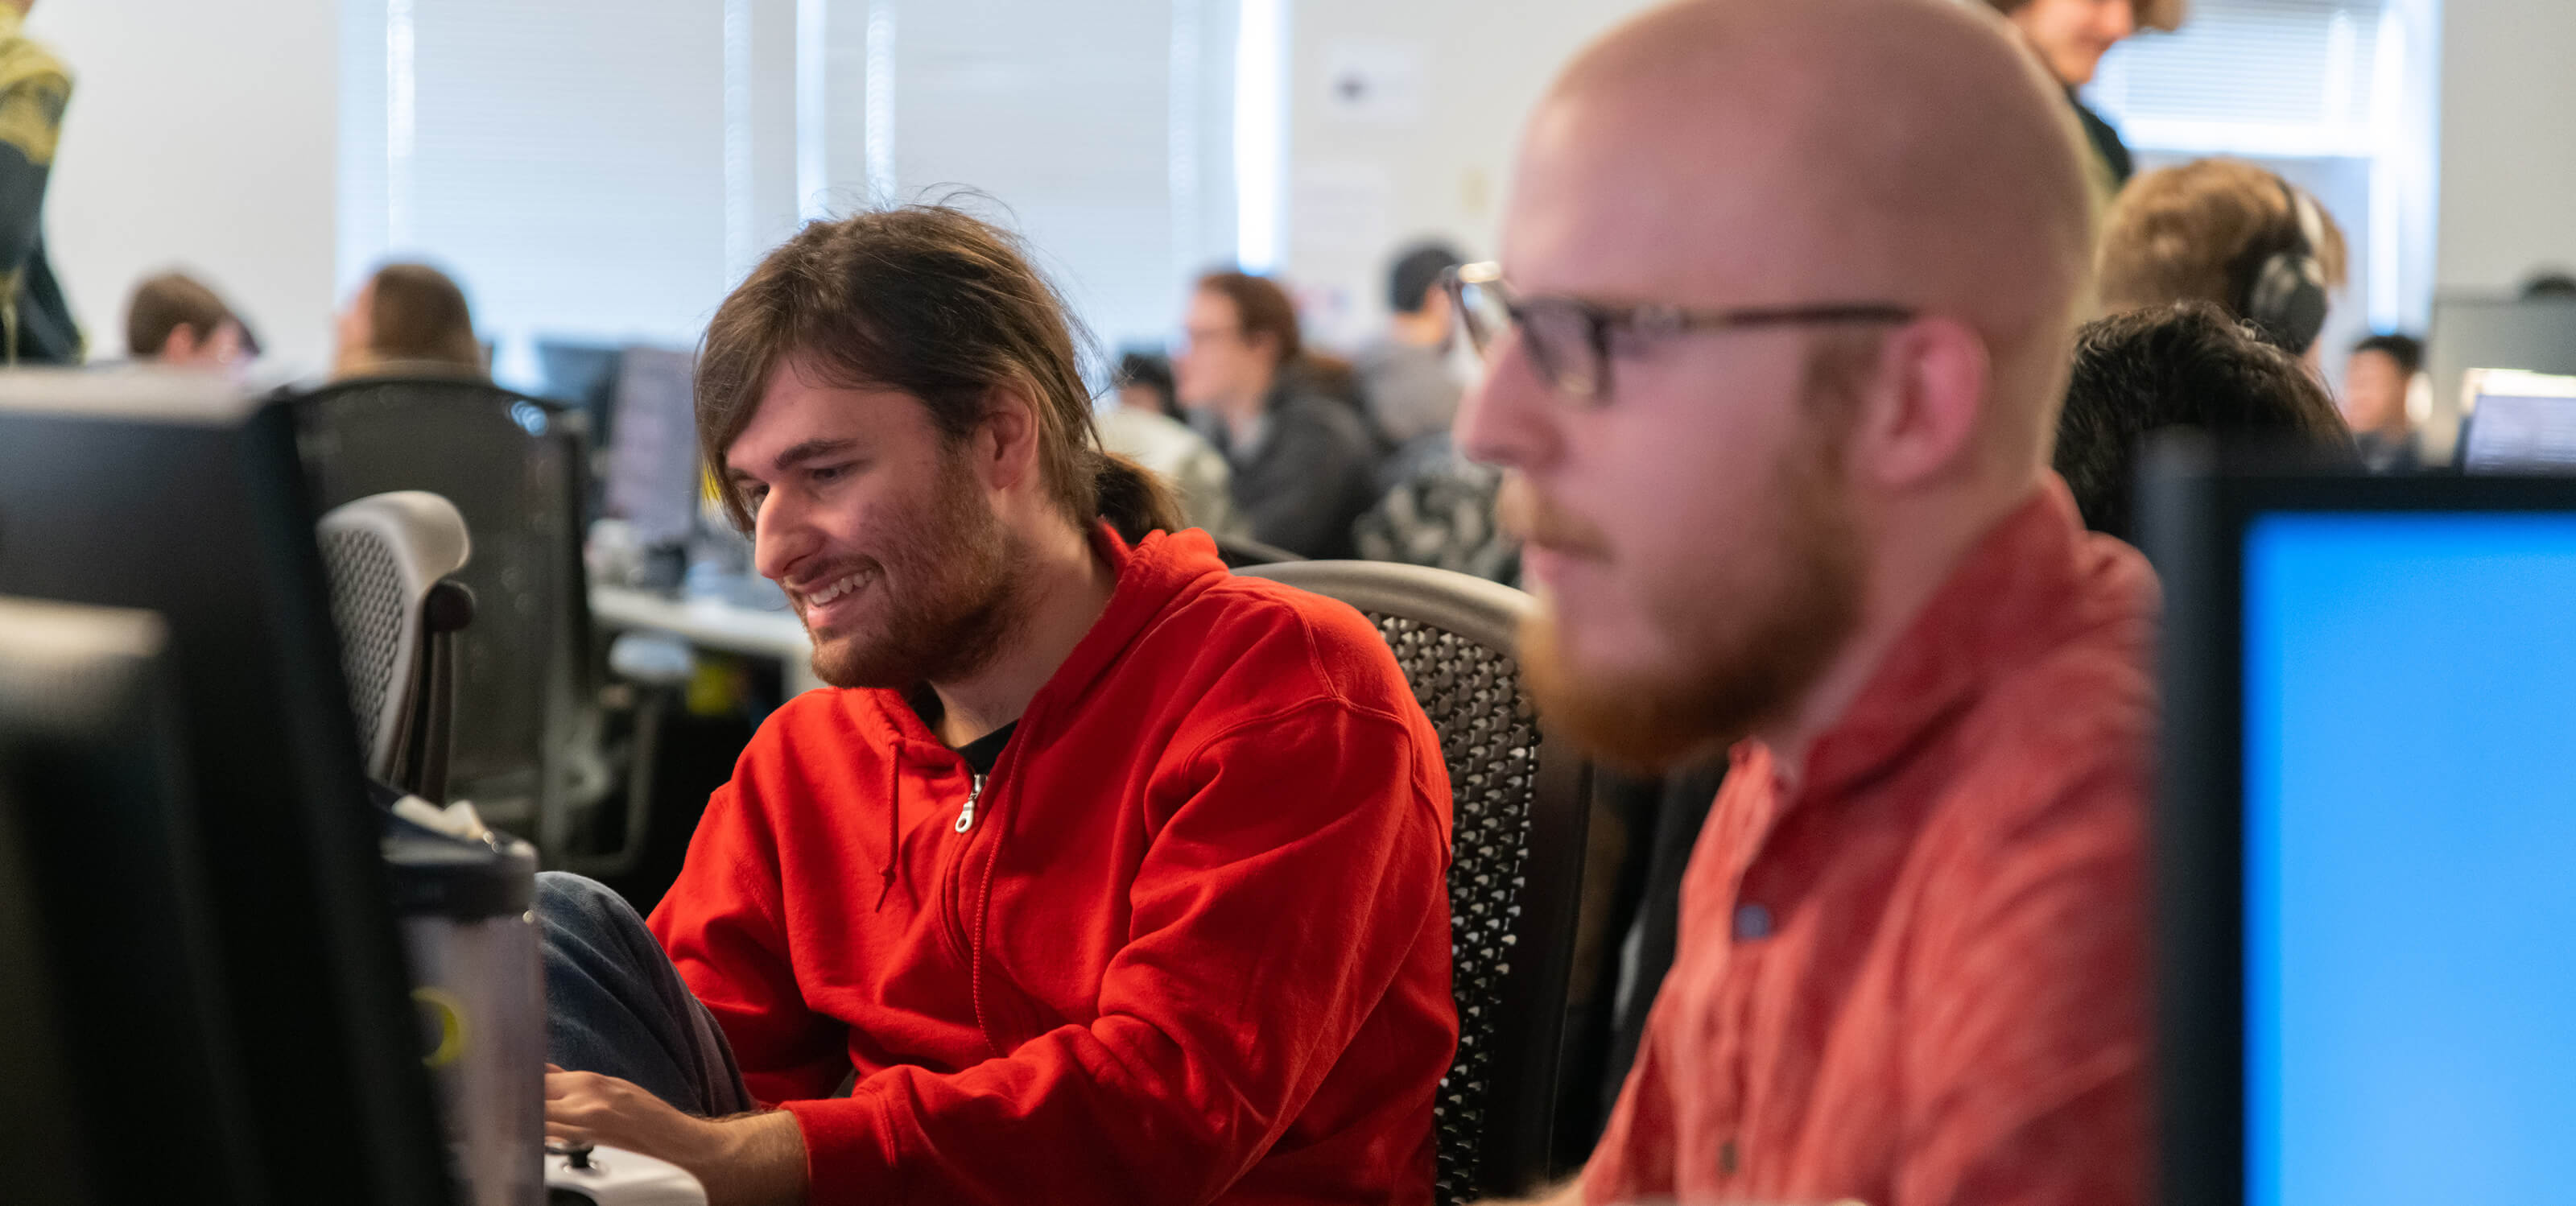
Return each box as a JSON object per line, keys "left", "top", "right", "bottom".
{"left": 1451, "top": 2, "right": 2157, "bottom": 1204}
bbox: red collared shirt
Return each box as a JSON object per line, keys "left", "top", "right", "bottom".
{"left": 1585, "top": 480, "right": 2158, "bottom": 1206}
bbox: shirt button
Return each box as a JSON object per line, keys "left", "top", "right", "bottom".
{"left": 1718, "top": 1138, "right": 1739, "bottom": 1176}
{"left": 1732, "top": 902, "right": 1773, "bottom": 941}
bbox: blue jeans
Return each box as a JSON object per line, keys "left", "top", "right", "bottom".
{"left": 537, "top": 871, "right": 757, "bottom": 1117}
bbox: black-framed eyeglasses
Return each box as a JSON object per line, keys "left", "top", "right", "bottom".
{"left": 1440, "top": 261, "right": 1917, "bottom": 404}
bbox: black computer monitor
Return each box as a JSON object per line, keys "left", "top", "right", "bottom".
{"left": 602, "top": 345, "right": 701, "bottom": 549}
{"left": 0, "top": 370, "right": 450, "bottom": 1206}
{"left": 2425, "top": 295, "right": 2576, "bottom": 458}
{"left": 2140, "top": 437, "right": 2576, "bottom": 1206}
{"left": 2456, "top": 369, "right": 2576, "bottom": 473}
{"left": 536, "top": 337, "right": 624, "bottom": 448}
{"left": 0, "top": 597, "right": 262, "bottom": 1204}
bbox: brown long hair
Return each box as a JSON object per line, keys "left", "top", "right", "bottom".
{"left": 1195, "top": 270, "right": 1302, "bottom": 367}
{"left": 696, "top": 205, "right": 1179, "bottom": 543}
{"left": 365, "top": 262, "right": 484, "bottom": 370}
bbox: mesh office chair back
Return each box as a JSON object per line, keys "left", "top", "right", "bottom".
{"left": 294, "top": 377, "right": 603, "bottom": 831}
{"left": 1234, "top": 559, "right": 1600, "bottom": 1204}
{"left": 316, "top": 491, "right": 470, "bottom": 795}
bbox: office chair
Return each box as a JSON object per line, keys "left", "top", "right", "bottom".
{"left": 1234, "top": 559, "right": 1606, "bottom": 1204}
{"left": 294, "top": 376, "right": 616, "bottom": 850}
{"left": 317, "top": 491, "right": 474, "bottom": 801}
{"left": 1212, "top": 532, "right": 1303, "bottom": 569}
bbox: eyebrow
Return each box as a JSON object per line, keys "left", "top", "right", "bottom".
{"left": 731, "top": 436, "right": 861, "bottom": 482}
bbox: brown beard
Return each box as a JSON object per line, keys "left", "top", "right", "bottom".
{"left": 1517, "top": 347, "right": 1872, "bottom": 772}
{"left": 807, "top": 446, "right": 1026, "bottom": 691}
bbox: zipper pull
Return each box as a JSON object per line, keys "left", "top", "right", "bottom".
{"left": 955, "top": 772, "right": 985, "bottom": 833}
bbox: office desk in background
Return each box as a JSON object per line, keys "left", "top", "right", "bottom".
{"left": 589, "top": 584, "right": 823, "bottom": 696}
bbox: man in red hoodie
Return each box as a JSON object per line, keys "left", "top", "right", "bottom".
{"left": 536, "top": 206, "right": 1458, "bottom": 1206}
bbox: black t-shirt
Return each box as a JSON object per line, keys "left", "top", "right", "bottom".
{"left": 905, "top": 685, "right": 1018, "bottom": 774}
{"left": 956, "top": 721, "right": 1016, "bottom": 775}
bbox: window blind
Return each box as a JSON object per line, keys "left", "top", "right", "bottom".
{"left": 2088, "top": 0, "right": 2392, "bottom": 156}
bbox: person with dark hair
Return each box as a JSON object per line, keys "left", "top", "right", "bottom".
{"left": 2055, "top": 303, "right": 2357, "bottom": 540}
{"left": 2520, "top": 271, "right": 2576, "bottom": 299}
{"left": 124, "top": 270, "right": 258, "bottom": 367}
{"left": 1980, "top": 0, "right": 2183, "bottom": 195}
{"left": 1098, "top": 350, "right": 1242, "bottom": 535}
{"left": 332, "top": 261, "right": 487, "bottom": 378}
{"left": 535, "top": 206, "right": 1456, "bottom": 1206}
{"left": 2343, "top": 332, "right": 2424, "bottom": 473}
{"left": 1174, "top": 270, "right": 1382, "bottom": 557}
{"left": 1355, "top": 242, "right": 1469, "bottom": 447}
{"left": 1117, "top": 348, "right": 1181, "bottom": 419}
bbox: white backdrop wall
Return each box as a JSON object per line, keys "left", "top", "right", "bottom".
{"left": 2436, "top": 0, "right": 2576, "bottom": 292}
{"left": 31, "top": 0, "right": 342, "bottom": 372}
{"left": 41, "top": 0, "right": 2574, "bottom": 378}
{"left": 1282, "top": 0, "right": 1657, "bottom": 349}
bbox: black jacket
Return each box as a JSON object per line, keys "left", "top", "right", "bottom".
{"left": 1209, "top": 386, "right": 1383, "bottom": 560}
{"left": 0, "top": 18, "right": 78, "bottom": 364}
{"left": 2070, "top": 90, "right": 2133, "bottom": 188}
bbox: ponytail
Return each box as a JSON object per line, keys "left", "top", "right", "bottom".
{"left": 1089, "top": 450, "right": 1184, "bottom": 544}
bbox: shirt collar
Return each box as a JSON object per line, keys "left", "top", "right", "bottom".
{"left": 1781, "top": 475, "right": 2153, "bottom": 803}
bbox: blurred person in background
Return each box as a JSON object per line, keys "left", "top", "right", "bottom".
{"left": 2341, "top": 332, "right": 2423, "bottom": 473}
{"left": 1098, "top": 351, "right": 1242, "bottom": 537}
{"left": 1982, "top": 0, "right": 2182, "bottom": 194}
{"left": 124, "top": 270, "right": 258, "bottom": 369}
{"left": 1356, "top": 242, "right": 1468, "bottom": 452}
{"left": 1352, "top": 448, "right": 1516, "bottom": 583}
{"left": 2098, "top": 158, "right": 2347, "bottom": 365}
{"left": 333, "top": 261, "right": 489, "bottom": 380}
{"left": 2054, "top": 303, "right": 2357, "bottom": 543}
{"left": 1455, "top": 0, "right": 2155, "bottom": 1202}
{"left": 0, "top": 0, "right": 78, "bottom": 364}
{"left": 1175, "top": 271, "right": 1381, "bottom": 558}
{"left": 2519, "top": 270, "right": 2576, "bottom": 299}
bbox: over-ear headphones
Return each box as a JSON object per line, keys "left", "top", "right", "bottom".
{"left": 2239, "top": 178, "right": 2330, "bottom": 357}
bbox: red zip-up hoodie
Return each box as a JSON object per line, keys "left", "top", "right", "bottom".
{"left": 647, "top": 525, "right": 1458, "bottom": 1205}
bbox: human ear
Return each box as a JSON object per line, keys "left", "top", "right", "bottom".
{"left": 1848, "top": 316, "right": 1989, "bottom": 489}
{"left": 976, "top": 384, "right": 1044, "bottom": 492}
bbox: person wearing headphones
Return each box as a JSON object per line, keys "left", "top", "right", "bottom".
{"left": 2097, "top": 157, "right": 2347, "bottom": 367}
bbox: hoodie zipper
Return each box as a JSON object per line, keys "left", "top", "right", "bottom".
{"left": 954, "top": 772, "right": 986, "bottom": 833}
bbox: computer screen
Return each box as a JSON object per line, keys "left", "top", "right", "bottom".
{"left": 2458, "top": 369, "right": 2576, "bottom": 473}
{"left": 2425, "top": 295, "right": 2576, "bottom": 460}
{"left": 536, "top": 338, "right": 623, "bottom": 444}
{"left": 2240, "top": 510, "right": 2576, "bottom": 1206}
{"left": 0, "top": 597, "right": 257, "bottom": 1205}
{"left": 603, "top": 345, "right": 701, "bottom": 547}
{"left": 0, "top": 370, "right": 451, "bottom": 1206}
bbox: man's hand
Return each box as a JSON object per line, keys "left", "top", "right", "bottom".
{"left": 545, "top": 1064, "right": 807, "bottom": 1206}
{"left": 1476, "top": 1178, "right": 1583, "bottom": 1206}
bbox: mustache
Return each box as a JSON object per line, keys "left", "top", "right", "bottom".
{"left": 1496, "top": 474, "right": 1612, "bottom": 557}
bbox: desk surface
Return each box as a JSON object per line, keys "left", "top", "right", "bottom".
{"left": 590, "top": 584, "right": 822, "bottom": 696}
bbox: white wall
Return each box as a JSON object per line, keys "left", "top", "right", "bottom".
{"left": 1284, "top": 0, "right": 1656, "bottom": 349}
{"left": 31, "top": 0, "right": 341, "bottom": 372}
{"left": 36, "top": 0, "right": 2551, "bottom": 369}
{"left": 2437, "top": 0, "right": 2576, "bottom": 291}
